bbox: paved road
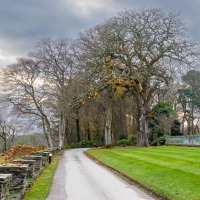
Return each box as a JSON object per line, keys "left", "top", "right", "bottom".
{"left": 46, "top": 148, "right": 154, "bottom": 200}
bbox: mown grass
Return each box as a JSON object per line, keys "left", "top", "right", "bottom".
{"left": 87, "top": 146, "right": 200, "bottom": 200}
{"left": 23, "top": 152, "right": 62, "bottom": 200}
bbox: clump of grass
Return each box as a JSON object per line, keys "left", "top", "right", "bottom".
{"left": 0, "top": 156, "right": 4, "bottom": 164}
{"left": 87, "top": 146, "right": 200, "bottom": 200}
{"left": 23, "top": 152, "right": 62, "bottom": 200}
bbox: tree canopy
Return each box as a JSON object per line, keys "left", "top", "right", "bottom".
{"left": 1, "top": 8, "right": 200, "bottom": 147}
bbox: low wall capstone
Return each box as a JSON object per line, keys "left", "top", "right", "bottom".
{"left": 31, "top": 152, "right": 49, "bottom": 165}
{"left": 0, "top": 174, "right": 12, "bottom": 200}
{"left": 12, "top": 159, "right": 36, "bottom": 178}
{"left": 0, "top": 164, "right": 28, "bottom": 200}
{"left": 23, "top": 156, "right": 43, "bottom": 174}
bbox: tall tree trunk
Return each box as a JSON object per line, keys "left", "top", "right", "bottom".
{"left": 46, "top": 123, "right": 53, "bottom": 148}
{"left": 76, "top": 110, "right": 81, "bottom": 143}
{"left": 132, "top": 97, "right": 139, "bottom": 137}
{"left": 4, "top": 136, "right": 7, "bottom": 152}
{"left": 58, "top": 112, "right": 67, "bottom": 148}
{"left": 41, "top": 118, "right": 53, "bottom": 148}
{"left": 191, "top": 104, "right": 194, "bottom": 135}
{"left": 105, "top": 101, "right": 113, "bottom": 145}
{"left": 65, "top": 118, "right": 70, "bottom": 145}
{"left": 87, "top": 122, "right": 91, "bottom": 141}
{"left": 137, "top": 93, "right": 149, "bottom": 147}
{"left": 181, "top": 118, "right": 185, "bottom": 134}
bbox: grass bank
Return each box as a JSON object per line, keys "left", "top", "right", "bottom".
{"left": 23, "top": 152, "right": 62, "bottom": 200}
{"left": 87, "top": 146, "right": 200, "bottom": 200}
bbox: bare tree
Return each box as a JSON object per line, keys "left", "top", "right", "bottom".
{"left": 2, "top": 58, "right": 53, "bottom": 147}
{"left": 0, "top": 118, "right": 16, "bottom": 152}
{"left": 30, "top": 38, "right": 77, "bottom": 147}
{"left": 77, "top": 8, "right": 199, "bottom": 146}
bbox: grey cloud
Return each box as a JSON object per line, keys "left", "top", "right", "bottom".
{"left": 0, "top": 0, "right": 200, "bottom": 65}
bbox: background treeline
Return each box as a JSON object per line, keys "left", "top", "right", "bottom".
{"left": 0, "top": 8, "right": 200, "bottom": 151}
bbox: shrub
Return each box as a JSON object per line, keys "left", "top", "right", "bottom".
{"left": 117, "top": 139, "right": 132, "bottom": 147}
{"left": 171, "top": 120, "right": 182, "bottom": 136}
{"left": 129, "top": 136, "right": 137, "bottom": 145}
{"left": 66, "top": 140, "right": 101, "bottom": 149}
{"left": 79, "top": 140, "right": 94, "bottom": 148}
{"left": 92, "top": 140, "right": 101, "bottom": 147}
{"left": 117, "top": 137, "right": 137, "bottom": 147}
{"left": 118, "top": 133, "right": 128, "bottom": 140}
{"left": 157, "top": 135, "right": 167, "bottom": 145}
{"left": 69, "top": 143, "right": 77, "bottom": 149}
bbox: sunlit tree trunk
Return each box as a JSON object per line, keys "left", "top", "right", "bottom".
{"left": 58, "top": 112, "right": 67, "bottom": 148}
{"left": 136, "top": 83, "right": 152, "bottom": 147}
{"left": 41, "top": 118, "right": 53, "bottom": 148}
{"left": 105, "top": 100, "right": 113, "bottom": 145}
{"left": 137, "top": 98, "right": 149, "bottom": 146}
{"left": 41, "top": 119, "right": 53, "bottom": 148}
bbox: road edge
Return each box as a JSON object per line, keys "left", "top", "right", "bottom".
{"left": 84, "top": 150, "right": 167, "bottom": 200}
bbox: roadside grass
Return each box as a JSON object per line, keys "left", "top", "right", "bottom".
{"left": 87, "top": 146, "right": 200, "bottom": 200}
{"left": 23, "top": 152, "right": 63, "bottom": 200}
{"left": 0, "top": 156, "right": 3, "bottom": 163}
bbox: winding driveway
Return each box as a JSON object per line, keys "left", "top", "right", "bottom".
{"left": 46, "top": 148, "right": 154, "bottom": 200}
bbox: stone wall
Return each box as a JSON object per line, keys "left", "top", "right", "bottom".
{"left": 45, "top": 148, "right": 59, "bottom": 155}
{"left": 0, "top": 147, "right": 60, "bottom": 199}
{"left": 12, "top": 159, "right": 36, "bottom": 188}
{"left": 23, "top": 156, "right": 43, "bottom": 175}
{"left": 0, "top": 164, "right": 28, "bottom": 200}
{"left": 31, "top": 152, "right": 49, "bottom": 166}
{"left": 0, "top": 164, "right": 28, "bottom": 191}
{"left": 12, "top": 160, "right": 36, "bottom": 178}
{"left": 0, "top": 174, "right": 12, "bottom": 200}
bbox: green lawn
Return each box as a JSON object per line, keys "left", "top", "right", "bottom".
{"left": 87, "top": 146, "right": 200, "bottom": 200}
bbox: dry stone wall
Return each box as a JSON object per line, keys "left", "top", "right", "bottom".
{"left": 31, "top": 152, "right": 49, "bottom": 165}
{"left": 22, "top": 156, "right": 43, "bottom": 174}
{"left": 0, "top": 164, "right": 28, "bottom": 200}
{"left": 12, "top": 160, "right": 36, "bottom": 179}
{"left": 0, "top": 148, "right": 59, "bottom": 200}
{"left": 0, "top": 174, "right": 12, "bottom": 200}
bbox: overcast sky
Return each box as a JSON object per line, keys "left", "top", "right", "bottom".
{"left": 0, "top": 0, "right": 200, "bottom": 66}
